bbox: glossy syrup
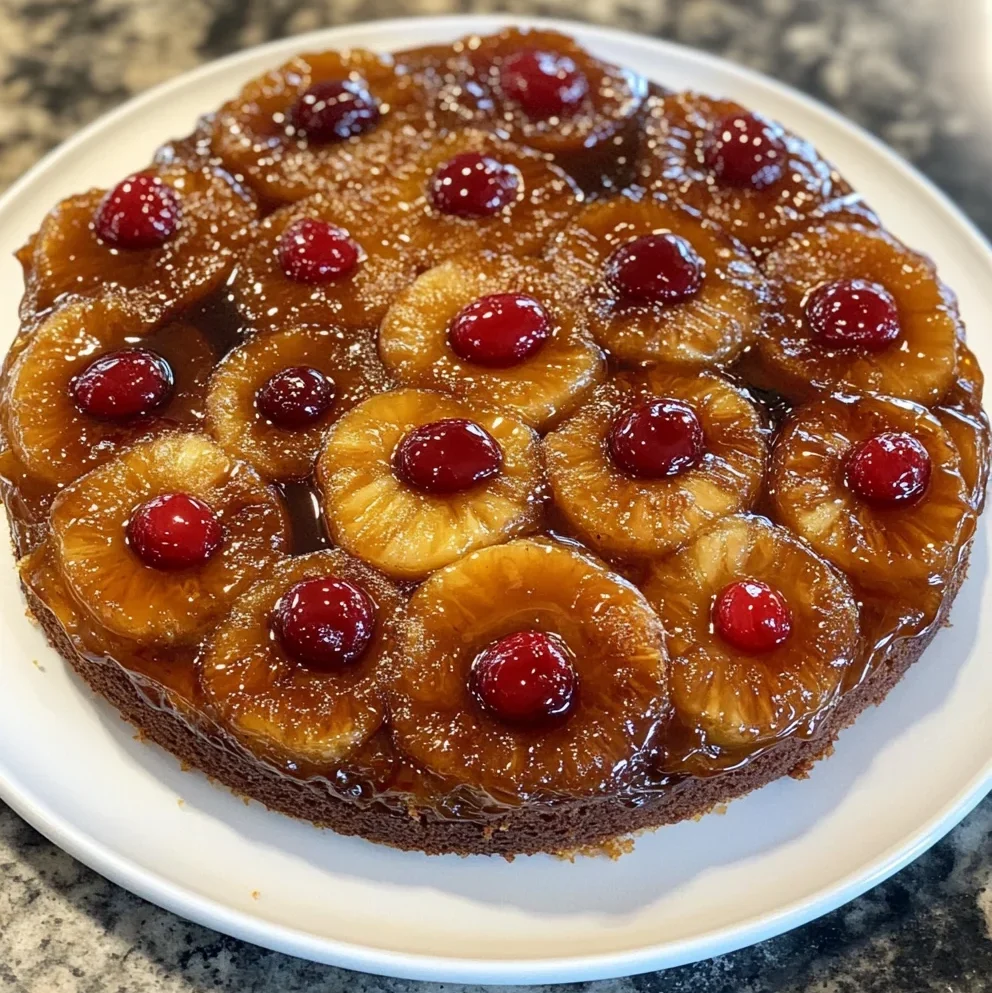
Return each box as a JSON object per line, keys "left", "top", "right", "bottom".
{"left": 3, "top": 82, "right": 988, "bottom": 825}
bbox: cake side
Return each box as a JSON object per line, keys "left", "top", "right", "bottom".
{"left": 20, "top": 540, "right": 970, "bottom": 857}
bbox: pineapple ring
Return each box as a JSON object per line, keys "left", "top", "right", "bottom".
{"left": 206, "top": 325, "right": 390, "bottom": 481}
{"left": 936, "top": 345, "right": 990, "bottom": 511}
{"left": 50, "top": 433, "right": 289, "bottom": 645}
{"left": 199, "top": 550, "right": 404, "bottom": 769}
{"left": 407, "top": 28, "right": 646, "bottom": 160}
{"left": 545, "top": 368, "right": 767, "bottom": 559}
{"left": 377, "top": 254, "right": 605, "bottom": 431}
{"left": 642, "top": 514, "right": 859, "bottom": 752}
{"left": 387, "top": 537, "right": 667, "bottom": 799}
{"left": 21, "top": 153, "right": 257, "bottom": 322}
{"left": 2, "top": 296, "right": 214, "bottom": 487}
{"left": 753, "top": 223, "right": 960, "bottom": 405}
{"left": 770, "top": 394, "right": 974, "bottom": 598}
{"left": 367, "top": 129, "right": 582, "bottom": 267}
{"left": 316, "top": 388, "right": 545, "bottom": 580}
{"left": 209, "top": 48, "right": 431, "bottom": 204}
{"left": 228, "top": 192, "right": 419, "bottom": 334}
{"left": 636, "top": 92, "right": 875, "bottom": 253}
{"left": 548, "top": 191, "right": 768, "bottom": 368}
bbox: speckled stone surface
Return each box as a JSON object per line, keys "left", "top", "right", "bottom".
{"left": 1, "top": 1, "right": 991, "bottom": 990}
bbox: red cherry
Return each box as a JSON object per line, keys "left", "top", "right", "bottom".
{"left": 256, "top": 366, "right": 336, "bottom": 429}
{"left": 288, "top": 79, "right": 381, "bottom": 143}
{"left": 470, "top": 630, "right": 578, "bottom": 728}
{"left": 393, "top": 418, "right": 503, "bottom": 494}
{"left": 448, "top": 292, "right": 551, "bottom": 367}
{"left": 278, "top": 218, "right": 361, "bottom": 285}
{"left": 605, "top": 233, "right": 705, "bottom": 305}
{"left": 846, "top": 432, "right": 932, "bottom": 507}
{"left": 127, "top": 493, "right": 224, "bottom": 571}
{"left": 608, "top": 398, "right": 704, "bottom": 479}
{"left": 714, "top": 579, "right": 793, "bottom": 653}
{"left": 804, "top": 279, "right": 901, "bottom": 351}
{"left": 429, "top": 153, "right": 520, "bottom": 218}
{"left": 94, "top": 174, "right": 181, "bottom": 250}
{"left": 703, "top": 113, "right": 786, "bottom": 189}
{"left": 498, "top": 50, "right": 589, "bottom": 120}
{"left": 273, "top": 576, "right": 376, "bottom": 670}
{"left": 69, "top": 348, "right": 174, "bottom": 421}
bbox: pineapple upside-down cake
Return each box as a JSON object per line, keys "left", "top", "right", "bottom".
{"left": 1, "top": 28, "right": 987, "bottom": 856}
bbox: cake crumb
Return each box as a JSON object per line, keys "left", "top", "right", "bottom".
{"left": 251, "top": 890, "right": 260, "bottom": 901}
{"left": 31, "top": 659, "right": 45, "bottom": 672}
{"left": 556, "top": 836, "right": 635, "bottom": 861}
{"left": 177, "top": 798, "right": 185, "bottom": 809}
{"left": 179, "top": 760, "right": 192, "bottom": 772}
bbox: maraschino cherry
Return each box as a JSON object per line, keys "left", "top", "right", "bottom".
{"left": 804, "top": 278, "right": 901, "bottom": 351}
{"left": 393, "top": 418, "right": 503, "bottom": 494}
{"left": 278, "top": 218, "right": 361, "bottom": 284}
{"left": 288, "top": 79, "right": 381, "bottom": 143}
{"left": 608, "top": 398, "right": 704, "bottom": 479}
{"left": 127, "top": 493, "right": 224, "bottom": 571}
{"left": 846, "top": 432, "right": 931, "bottom": 506}
{"left": 448, "top": 292, "right": 551, "bottom": 367}
{"left": 498, "top": 50, "right": 589, "bottom": 120}
{"left": 70, "top": 348, "right": 174, "bottom": 421}
{"left": 470, "top": 629, "right": 578, "bottom": 728}
{"left": 256, "top": 366, "right": 336, "bottom": 429}
{"left": 429, "top": 153, "right": 520, "bottom": 218}
{"left": 704, "top": 113, "right": 785, "bottom": 189}
{"left": 714, "top": 579, "right": 793, "bottom": 653}
{"left": 605, "top": 233, "right": 704, "bottom": 305}
{"left": 273, "top": 576, "right": 376, "bottom": 670}
{"left": 94, "top": 174, "right": 181, "bottom": 250}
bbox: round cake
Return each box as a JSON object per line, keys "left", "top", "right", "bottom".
{"left": 1, "top": 27, "right": 987, "bottom": 857}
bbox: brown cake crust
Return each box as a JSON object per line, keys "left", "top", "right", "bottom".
{"left": 20, "top": 545, "right": 968, "bottom": 857}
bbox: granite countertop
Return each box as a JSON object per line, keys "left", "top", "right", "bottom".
{"left": 1, "top": 1, "right": 991, "bottom": 990}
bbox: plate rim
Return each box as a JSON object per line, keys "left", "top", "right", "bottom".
{"left": 0, "top": 13, "right": 990, "bottom": 984}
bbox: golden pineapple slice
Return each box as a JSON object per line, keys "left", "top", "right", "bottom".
{"left": 209, "top": 48, "right": 431, "bottom": 204}
{"left": 228, "top": 192, "right": 419, "bottom": 334}
{"left": 545, "top": 368, "right": 766, "bottom": 560}
{"left": 770, "top": 394, "right": 974, "bottom": 610}
{"left": 50, "top": 433, "right": 289, "bottom": 645}
{"left": 402, "top": 27, "right": 646, "bottom": 189}
{"left": 752, "top": 222, "right": 959, "bottom": 404}
{"left": 936, "top": 344, "right": 989, "bottom": 512}
{"left": 316, "top": 388, "right": 545, "bottom": 579}
{"left": 362, "top": 129, "right": 582, "bottom": 267}
{"left": 387, "top": 537, "right": 667, "bottom": 800}
{"left": 206, "top": 325, "right": 390, "bottom": 481}
{"left": 199, "top": 550, "right": 404, "bottom": 770}
{"left": 642, "top": 515, "right": 858, "bottom": 758}
{"left": 548, "top": 189, "right": 768, "bottom": 367}
{"left": 377, "top": 254, "right": 604, "bottom": 431}
{"left": 1, "top": 296, "right": 214, "bottom": 487}
{"left": 21, "top": 154, "right": 257, "bottom": 321}
{"left": 635, "top": 92, "right": 875, "bottom": 253}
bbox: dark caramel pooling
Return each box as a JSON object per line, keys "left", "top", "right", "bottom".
{"left": 1, "top": 28, "right": 988, "bottom": 854}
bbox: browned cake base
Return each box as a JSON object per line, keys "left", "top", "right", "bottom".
{"left": 22, "top": 548, "right": 968, "bottom": 857}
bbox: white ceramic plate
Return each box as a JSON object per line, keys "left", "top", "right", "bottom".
{"left": 1, "top": 14, "right": 990, "bottom": 985}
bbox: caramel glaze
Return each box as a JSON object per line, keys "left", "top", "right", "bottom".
{"left": 2, "top": 71, "right": 989, "bottom": 825}
{"left": 5, "top": 260, "right": 986, "bottom": 823}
